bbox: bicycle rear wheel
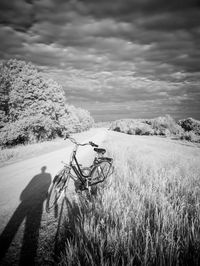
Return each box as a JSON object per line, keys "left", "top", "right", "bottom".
{"left": 46, "top": 168, "right": 69, "bottom": 212}
{"left": 90, "top": 160, "right": 113, "bottom": 186}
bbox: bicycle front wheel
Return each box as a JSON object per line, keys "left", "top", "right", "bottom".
{"left": 46, "top": 168, "right": 69, "bottom": 212}
{"left": 90, "top": 160, "right": 113, "bottom": 186}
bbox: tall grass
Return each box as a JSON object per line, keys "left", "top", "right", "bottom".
{"left": 56, "top": 134, "right": 200, "bottom": 265}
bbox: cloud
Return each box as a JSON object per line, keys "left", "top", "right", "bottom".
{"left": 0, "top": 0, "right": 200, "bottom": 120}
{"left": 0, "top": 0, "right": 34, "bottom": 31}
{"left": 0, "top": 26, "right": 28, "bottom": 58}
{"left": 43, "top": 67, "right": 186, "bottom": 105}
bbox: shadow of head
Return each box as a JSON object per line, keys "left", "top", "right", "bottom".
{"left": 41, "top": 166, "right": 47, "bottom": 173}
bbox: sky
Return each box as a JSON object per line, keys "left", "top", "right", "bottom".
{"left": 0, "top": 0, "right": 200, "bottom": 121}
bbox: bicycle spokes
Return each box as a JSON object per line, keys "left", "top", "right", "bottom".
{"left": 98, "top": 163, "right": 111, "bottom": 179}
{"left": 90, "top": 161, "right": 113, "bottom": 186}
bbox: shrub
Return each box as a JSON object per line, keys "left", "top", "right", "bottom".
{"left": 178, "top": 117, "right": 200, "bottom": 135}
{"left": 110, "top": 115, "right": 184, "bottom": 137}
{"left": 180, "top": 131, "right": 200, "bottom": 143}
{"left": 127, "top": 123, "right": 154, "bottom": 135}
{"left": 65, "top": 105, "right": 94, "bottom": 133}
{"left": 0, "top": 115, "right": 60, "bottom": 146}
{"left": 150, "top": 115, "right": 183, "bottom": 136}
{"left": 137, "top": 123, "right": 154, "bottom": 135}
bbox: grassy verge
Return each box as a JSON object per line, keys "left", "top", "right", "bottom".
{"left": 56, "top": 132, "right": 200, "bottom": 265}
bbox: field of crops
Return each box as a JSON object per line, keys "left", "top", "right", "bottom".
{"left": 57, "top": 132, "right": 200, "bottom": 265}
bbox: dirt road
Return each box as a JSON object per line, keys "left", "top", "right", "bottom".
{"left": 0, "top": 128, "right": 108, "bottom": 265}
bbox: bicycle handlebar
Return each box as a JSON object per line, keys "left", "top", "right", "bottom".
{"left": 89, "top": 141, "right": 98, "bottom": 147}
{"left": 64, "top": 134, "right": 98, "bottom": 147}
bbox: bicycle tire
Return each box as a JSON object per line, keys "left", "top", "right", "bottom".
{"left": 90, "top": 160, "right": 113, "bottom": 186}
{"left": 46, "top": 168, "right": 69, "bottom": 212}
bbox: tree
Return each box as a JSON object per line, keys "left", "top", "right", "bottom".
{"left": 0, "top": 62, "right": 11, "bottom": 127}
{"left": 0, "top": 59, "right": 94, "bottom": 146}
{"left": 65, "top": 105, "right": 94, "bottom": 133}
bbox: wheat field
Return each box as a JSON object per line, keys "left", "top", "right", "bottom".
{"left": 57, "top": 132, "right": 200, "bottom": 266}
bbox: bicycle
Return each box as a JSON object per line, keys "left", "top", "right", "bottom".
{"left": 45, "top": 133, "right": 113, "bottom": 212}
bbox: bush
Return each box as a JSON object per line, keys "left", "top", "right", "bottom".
{"left": 109, "top": 116, "right": 181, "bottom": 137}
{"left": 110, "top": 119, "right": 153, "bottom": 136}
{"left": 127, "top": 123, "right": 154, "bottom": 135}
{"left": 150, "top": 115, "right": 183, "bottom": 136}
{"left": 0, "top": 115, "right": 60, "bottom": 146}
{"left": 138, "top": 123, "right": 155, "bottom": 135}
{"left": 65, "top": 105, "right": 94, "bottom": 133}
{"left": 180, "top": 131, "right": 200, "bottom": 143}
{"left": 178, "top": 118, "right": 200, "bottom": 135}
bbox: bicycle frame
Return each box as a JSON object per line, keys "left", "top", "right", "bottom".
{"left": 46, "top": 136, "right": 114, "bottom": 213}
{"left": 63, "top": 136, "right": 113, "bottom": 189}
{"left": 67, "top": 140, "right": 95, "bottom": 185}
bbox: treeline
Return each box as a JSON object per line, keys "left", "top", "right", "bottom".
{"left": 0, "top": 59, "right": 94, "bottom": 146}
{"left": 94, "top": 121, "right": 111, "bottom": 128}
{"left": 110, "top": 115, "right": 200, "bottom": 143}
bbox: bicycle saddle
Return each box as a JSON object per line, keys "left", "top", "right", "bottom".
{"left": 99, "top": 157, "right": 113, "bottom": 162}
{"left": 94, "top": 148, "right": 106, "bottom": 154}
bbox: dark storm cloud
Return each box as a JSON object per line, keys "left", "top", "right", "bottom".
{"left": 76, "top": 0, "right": 200, "bottom": 18}
{"left": 0, "top": 0, "right": 35, "bottom": 31}
{"left": 0, "top": 26, "right": 26, "bottom": 58}
{"left": 0, "top": 0, "right": 200, "bottom": 120}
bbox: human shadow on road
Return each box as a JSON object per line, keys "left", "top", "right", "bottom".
{"left": 0, "top": 166, "right": 51, "bottom": 266}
